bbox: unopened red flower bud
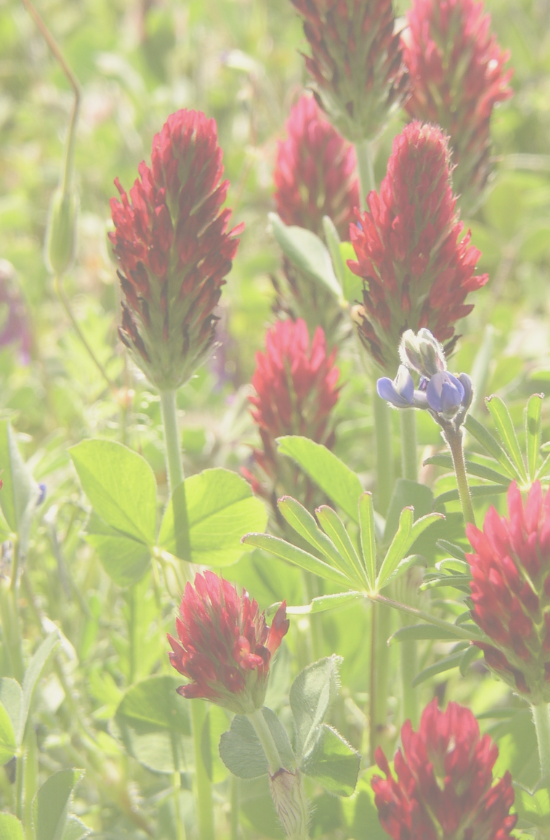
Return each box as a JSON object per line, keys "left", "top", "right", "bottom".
{"left": 289, "top": 0, "right": 409, "bottom": 142}
{"left": 110, "top": 109, "right": 243, "bottom": 391}
{"left": 46, "top": 186, "right": 78, "bottom": 276}
{"left": 467, "top": 481, "right": 550, "bottom": 703}
{"left": 244, "top": 319, "right": 340, "bottom": 501}
{"left": 348, "top": 121, "right": 488, "bottom": 372}
{"left": 274, "top": 95, "right": 358, "bottom": 239}
{"left": 372, "top": 699, "right": 517, "bottom": 840}
{"left": 168, "top": 571, "right": 289, "bottom": 714}
{"left": 402, "top": 0, "right": 513, "bottom": 209}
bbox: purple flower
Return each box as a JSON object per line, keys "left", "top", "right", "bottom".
{"left": 377, "top": 366, "right": 415, "bottom": 408}
{"left": 426, "top": 371, "right": 464, "bottom": 415}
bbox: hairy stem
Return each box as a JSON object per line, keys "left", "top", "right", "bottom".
{"left": 372, "top": 386, "right": 395, "bottom": 515}
{"left": 444, "top": 426, "right": 476, "bottom": 527}
{"left": 400, "top": 409, "right": 418, "bottom": 482}
{"left": 532, "top": 702, "right": 550, "bottom": 781}
{"left": 159, "top": 388, "right": 212, "bottom": 840}
{"left": 355, "top": 139, "right": 376, "bottom": 209}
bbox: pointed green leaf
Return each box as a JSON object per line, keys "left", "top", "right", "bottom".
{"left": 33, "top": 769, "right": 84, "bottom": 840}
{"left": 20, "top": 633, "right": 59, "bottom": 743}
{"left": 281, "top": 592, "right": 362, "bottom": 616}
{"left": 0, "top": 814, "right": 25, "bottom": 840}
{"left": 526, "top": 394, "right": 543, "bottom": 481}
{"left": 358, "top": 492, "right": 376, "bottom": 590}
{"left": 70, "top": 440, "right": 157, "bottom": 544}
{"left": 411, "top": 649, "right": 467, "bottom": 687}
{"left": 61, "top": 816, "right": 91, "bottom": 840}
{"left": 0, "top": 421, "right": 37, "bottom": 534}
{"left": 0, "top": 679, "right": 22, "bottom": 748}
{"left": 375, "top": 507, "right": 413, "bottom": 591}
{"left": 513, "top": 782, "right": 550, "bottom": 828}
{"left": 290, "top": 656, "right": 342, "bottom": 758}
{"left": 241, "top": 533, "right": 353, "bottom": 588}
{"left": 436, "top": 540, "right": 466, "bottom": 560}
{"left": 464, "top": 415, "right": 519, "bottom": 479}
{"left": 423, "top": 453, "right": 511, "bottom": 485}
{"left": 159, "top": 468, "right": 267, "bottom": 566}
{"left": 301, "top": 725, "right": 360, "bottom": 797}
{"left": 0, "top": 702, "right": 17, "bottom": 763}
{"left": 380, "top": 554, "right": 426, "bottom": 589}
{"left": 219, "top": 707, "right": 294, "bottom": 779}
{"left": 315, "top": 506, "right": 367, "bottom": 587}
{"left": 435, "top": 484, "right": 509, "bottom": 505}
{"left": 383, "top": 480, "right": 433, "bottom": 544}
{"left": 409, "top": 512, "right": 444, "bottom": 543}
{"left": 389, "top": 624, "right": 463, "bottom": 645}
{"left": 486, "top": 395, "right": 528, "bottom": 482}
{"left": 269, "top": 213, "right": 342, "bottom": 298}
{"left": 277, "top": 497, "right": 349, "bottom": 575}
{"left": 276, "top": 437, "right": 363, "bottom": 522}
{"left": 459, "top": 644, "right": 482, "bottom": 676}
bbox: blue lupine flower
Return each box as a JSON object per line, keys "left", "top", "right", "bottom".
{"left": 377, "top": 365, "right": 414, "bottom": 408}
{"left": 426, "top": 371, "right": 465, "bottom": 415}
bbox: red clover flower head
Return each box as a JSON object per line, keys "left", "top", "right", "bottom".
{"left": 110, "top": 109, "right": 243, "bottom": 391}
{"left": 402, "top": 0, "right": 513, "bottom": 209}
{"left": 245, "top": 319, "right": 340, "bottom": 489}
{"left": 348, "top": 121, "right": 488, "bottom": 372}
{"left": 289, "top": 0, "right": 409, "bottom": 142}
{"left": 372, "top": 699, "right": 517, "bottom": 840}
{"left": 467, "top": 481, "right": 550, "bottom": 703}
{"left": 274, "top": 94, "right": 359, "bottom": 239}
{"left": 168, "top": 571, "right": 289, "bottom": 714}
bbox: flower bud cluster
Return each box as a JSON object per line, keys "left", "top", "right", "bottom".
{"left": 168, "top": 572, "right": 289, "bottom": 714}
{"left": 349, "top": 121, "right": 488, "bottom": 372}
{"left": 274, "top": 94, "right": 359, "bottom": 239}
{"left": 402, "top": 0, "right": 513, "bottom": 210}
{"left": 372, "top": 699, "right": 517, "bottom": 840}
{"left": 244, "top": 319, "right": 340, "bottom": 500}
{"left": 377, "top": 329, "right": 472, "bottom": 429}
{"left": 110, "top": 108, "right": 243, "bottom": 391}
{"left": 467, "top": 481, "right": 550, "bottom": 703}
{"left": 289, "top": 0, "right": 409, "bottom": 142}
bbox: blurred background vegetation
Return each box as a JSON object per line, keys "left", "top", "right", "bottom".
{"left": 1, "top": 0, "right": 550, "bottom": 836}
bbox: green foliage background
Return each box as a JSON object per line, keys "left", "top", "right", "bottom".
{"left": 1, "top": 0, "right": 550, "bottom": 837}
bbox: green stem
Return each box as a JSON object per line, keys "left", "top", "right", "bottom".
{"left": 444, "top": 426, "right": 476, "bottom": 527}
{"left": 54, "top": 274, "right": 114, "bottom": 390}
{"left": 190, "top": 701, "right": 215, "bottom": 840}
{"left": 354, "top": 139, "right": 376, "bottom": 210}
{"left": 400, "top": 410, "right": 418, "bottom": 482}
{"left": 159, "top": 389, "right": 190, "bottom": 561}
{"left": 372, "top": 385, "right": 395, "bottom": 515}
{"left": 230, "top": 776, "right": 239, "bottom": 840}
{"left": 248, "top": 709, "right": 282, "bottom": 775}
{"left": 20, "top": 0, "right": 81, "bottom": 196}
{"left": 372, "top": 593, "right": 478, "bottom": 642}
{"left": 369, "top": 602, "right": 393, "bottom": 760}
{"left": 172, "top": 771, "right": 186, "bottom": 840}
{"left": 398, "top": 410, "right": 419, "bottom": 727}
{"left": 400, "top": 631, "right": 419, "bottom": 728}
{"left": 0, "top": 573, "right": 24, "bottom": 683}
{"left": 158, "top": 388, "right": 211, "bottom": 840}
{"left": 23, "top": 726, "right": 38, "bottom": 840}
{"left": 532, "top": 703, "right": 550, "bottom": 780}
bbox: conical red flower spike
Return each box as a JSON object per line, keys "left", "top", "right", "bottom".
{"left": 274, "top": 94, "right": 359, "bottom": 239}
{"left": 110, "top": 109, "right": 243, "bottom": 391}
{"left": 402, "top": 0, "right": 513, "bottom": 210}
{"left": 372, "top": 699, "right": 517, "bottom": 840}
{"left": 289, "top": 0, "right": 409, "bottom": 142}
{"left": 168, "top": 571, "right": 289, "bottom": 714}
{"left": 244, "top": 319, "right": 340, "bottom": 498}
{"left": 348, "top": 121, "right": 488, "bottom": 372}
{"left": 467, "top": 481, "right": 550, "bottom": 703}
